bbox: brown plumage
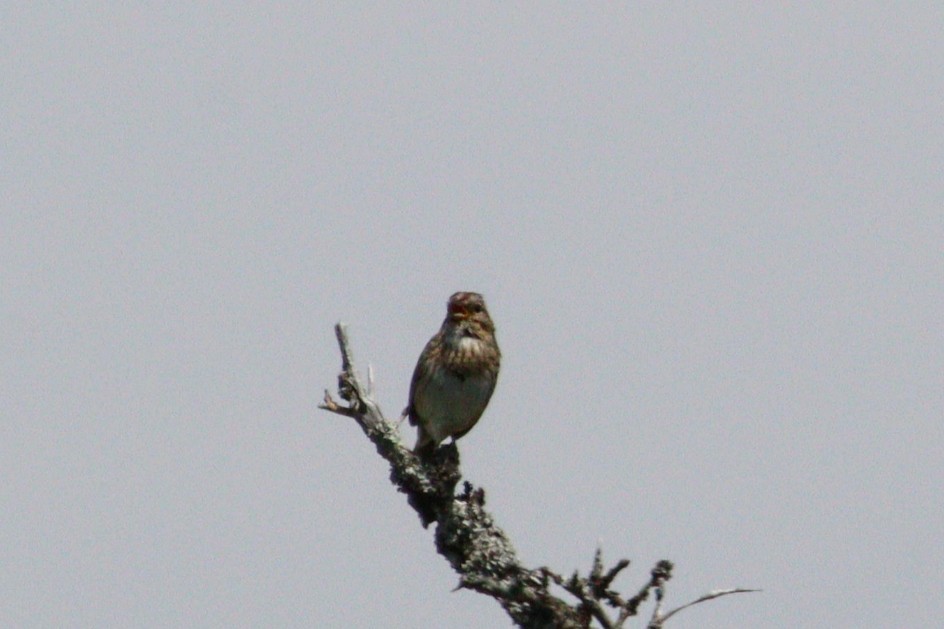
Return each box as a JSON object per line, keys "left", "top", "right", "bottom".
{"left": 406, "top": 292, "right": 501, "bottom": 455}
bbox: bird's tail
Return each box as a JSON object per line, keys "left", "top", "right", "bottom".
{"left": 413, "top": 427, "right": 436, "bottom": 458}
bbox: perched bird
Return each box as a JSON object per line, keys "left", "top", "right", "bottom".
{"left": 406, "top": 292, "right": 501, "bottom": 455}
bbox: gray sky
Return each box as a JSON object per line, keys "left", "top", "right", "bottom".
{"left": 3, "top": 4, "right": 942, "bottom": 628}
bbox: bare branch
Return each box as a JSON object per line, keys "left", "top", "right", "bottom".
{"left": 651, "top": 588, "right": 761, "bottom": 627}
{"left": 319, "top": 322, "right": 755, "bottom": 628}
{"left": 317, "top": 323, "right": 387, "bottom": 431}
{"left": 613, "top": 559, "right": 674, "bottom": 627}
{"left": 600, "top": 559, "right": 631, "bottom": 592}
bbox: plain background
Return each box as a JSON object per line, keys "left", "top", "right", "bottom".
{"left": 3, "top": 4, "right": 942, "bottom": 627}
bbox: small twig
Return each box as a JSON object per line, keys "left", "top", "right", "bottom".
{"left": 317, "top": 322, "right": 386, "bottom": 430}
{"left": 647, "top": 583, "right": 666, "bottom": 629}
{"left": 599, "top": 559, "right": 631, "bottom": 592}
{"left": 335, "top": 322, "right": 356, "bottom": 374}
{"left": 320, "top": 389, "right": 358, "bottom": 418}
{"left": 563, "top": 552, "right": 616, "bottom": 629}
{"left": 585, "top": 596, "right": 614, "bottom": 628}
{"left": 618, "top": 559, "right": 673, "bottom": 626}
{"left": 655, "top": 588, "right": 761, "bottom": 626}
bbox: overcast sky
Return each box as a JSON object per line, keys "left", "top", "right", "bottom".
{"left": 3, "top": 4, "right": 942, "bottom": 628}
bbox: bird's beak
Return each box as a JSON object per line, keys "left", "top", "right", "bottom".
{"left": 448, "top": 306, "right": 470, "bottom": 320}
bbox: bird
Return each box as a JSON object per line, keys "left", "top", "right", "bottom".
{"left": 405, "top": 291, "right": 501, "bottom": 456}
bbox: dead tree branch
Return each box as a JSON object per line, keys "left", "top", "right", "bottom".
{"left": 319, "top": 323, "right": 757, "bottom": 627}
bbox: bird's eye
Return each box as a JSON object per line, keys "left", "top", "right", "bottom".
{"left": 471, "top": 304, "right": 482, "bottom": 313}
